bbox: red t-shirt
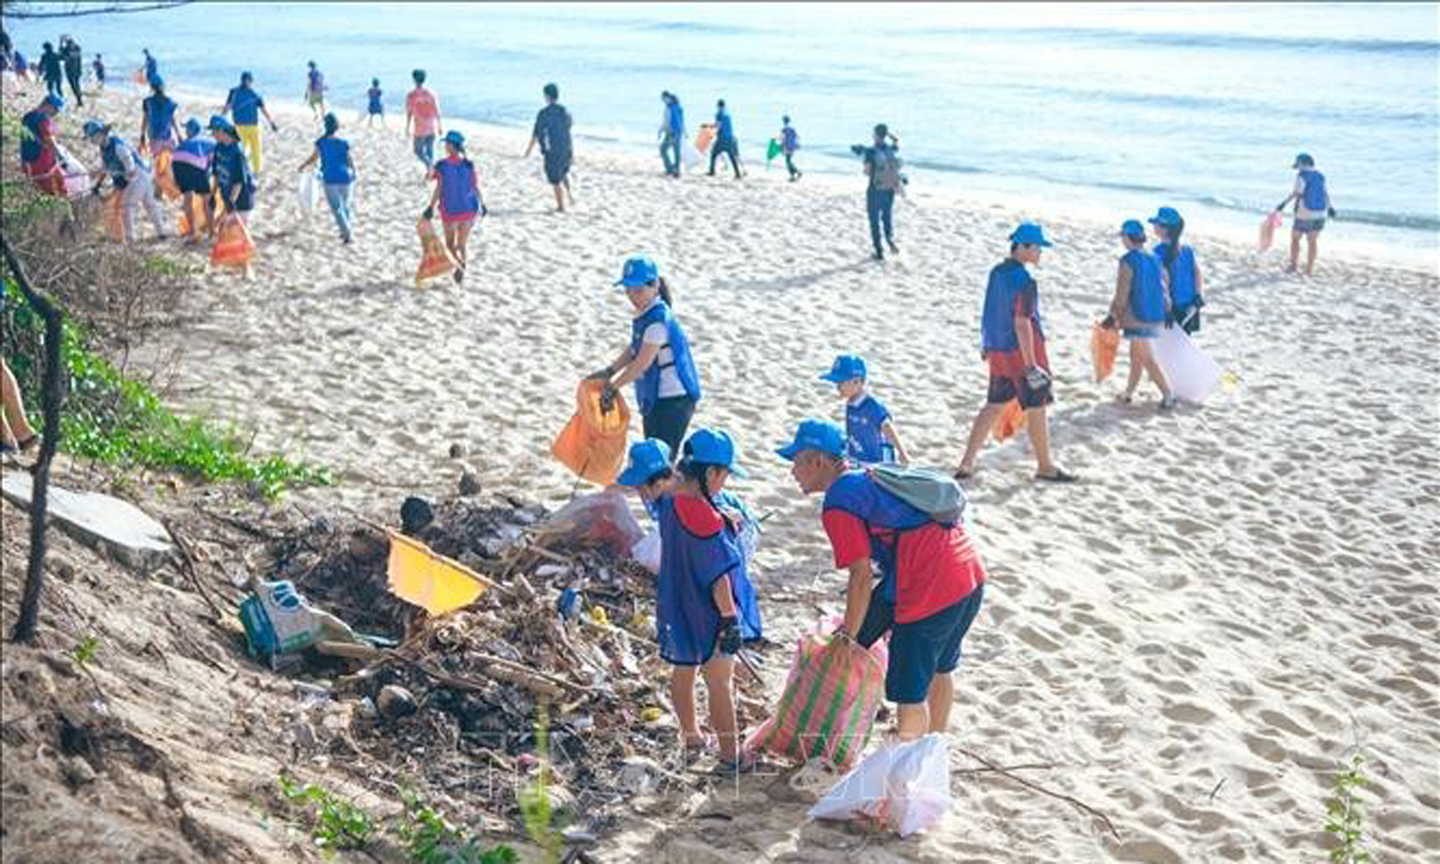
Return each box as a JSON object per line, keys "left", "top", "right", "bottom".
{"left": 822, "top": 507, "right": 985, "bottom": 624}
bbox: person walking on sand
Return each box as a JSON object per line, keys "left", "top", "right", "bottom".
{"left": 705, "top": 99, "right": 742, "bottom": 180}
{"left": 424, "top": 130, "right": 482, "bottom": 283}
{"left": 953, "top": 223, "right": 1077, "bottom": 483}
{"left": 139, "top": 76, "right": 181, "bottom": 155}
{"left": 1149, "top": 206, "right": 1205, "bottom": 335}
{"left": 1275, "top": 152, "right": 1336, "bottom": 277}
{"left": 658, "top": 91, "right": 685, "bottom": 178}
{"left": 779, "top": 115, "right": 801, "bottom": 182}
{"left": 84, "top": 119, "right": 169, "bottom": 242}
{"left": 172, "top": 118, "right": 215, "bottom": 243}
{"left": 298, "top": 112, "right": 356, "bottom": 245}
{"left": 141, "top": 48, "right": 158, "bottom": 86}
{"left": 655, "top": 428, "right": 762, "bottom": 772}
{"left": 19, "top": 94, "right": 67, "bottom": 197}
{"left": 223, "top": 72, "right": 279, "bottom": 175}
{"left": 1104, "top": 220, "right": 1176, "bottom": 409}
{"left": 39, "top": 42, "right": 62, "bottom": 99}
{"left": 366, "top": 78, "right": 384, "bottom": 128}
{"left": 305, "top": 61, "right": 328, "bottom": 121}
{"left": 92, "top": 53, "right": 106, "bottom": 91}
{"left": 523, "top": 82, "right": 574, "bottom": 212}
{"left": 860, "top": 123, "right": 903, "bottom": 260}
{"left": 820, "top": 354, "right": 910, "bottom": 465}
{"left": 587, "top": 257, "right": 704, "bottom": 454}
{"left": 208, "top": 115, "right": 257, "bottom": 277}
{"left": 778, "top": 419, "right": 987, "bottom": 741}
{"left": 60, "top": 36, "right": 83, "bottom": 106}
{"left": 405, "top": 69, "right": 443, "bottom": 173}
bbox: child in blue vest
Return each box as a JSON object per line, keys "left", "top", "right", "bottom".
{"left": 424, "top": 130, "right": 483, "bottom": 283}
{"left": 617, "top": 438, "right": 674, "bottom": 523}
{"left": 1275, "top": 152, "right": 1336, "bottom": 277}
{"left": 820, "top": 354, "right": 909, "bottom": 465}
{"left": 1148, "top": 206, "right": 1204, "bottom": 335}
{"left": 655, "top": 428, "right": 761, "bottom": 772}
{"left": 366, "top": 78, "right": 384, "bottom": 128}
{"left": 588, "top": 257, "right": 703, "bottom": 454}
{"left": 1105, "top": 220, "right": 1175, "bottom": 408}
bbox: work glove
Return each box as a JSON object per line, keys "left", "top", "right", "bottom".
{"left": 598, "top": 384, "right": 618, "bottom": 413}
{"left": 1101, "top": 314, "right": 1117, "bottom": 330}
{"left": 1194, "top": 296, "right": 1206, "bottom": 309}
{"left": 1024, "top": 366, "right": 1051, "bottom": 391}
{"left": 422, "top": 206, "right": 434, "bottom": 221}
{"left": 717, "top": 616, "right": 742, "bottom": 656}
{"left": 1328, "top": 207, "right": 1337, "bottom": 219}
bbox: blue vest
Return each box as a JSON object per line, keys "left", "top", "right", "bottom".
{"left": 1299, "top": 169, "right": 1327, "bottom": 211}
{"left": 315, "top": 136, "right": 353, "bottom": 184}
{"left": 1123, "top": 248, "right": 1166, "bottom": 324}
{"left": 822, "top": 472, "right": 932, "bottom": 601}
{"left": 101, "top": 136, "right": 147, "bottom": 183}
{"left": 1156, "top": 242, "right": 1198, "bottom": 307}
{"left": 628, "top": 301, "right": 702, "bottom": 415}
{"left": 20, "top": 110, "right": 46, "bottom": 163}
{"left": 980, "top": 259, "right": 1042, "bottom": 351}
{"left": 655, "top": 494, "right": 759, "bottom": 665}
{"left": 435, "top": 157, "right": 479, "bottom": 215}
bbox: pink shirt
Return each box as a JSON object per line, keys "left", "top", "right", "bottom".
{"left": 406, "top": 87, "right": 440, "bottom": 138}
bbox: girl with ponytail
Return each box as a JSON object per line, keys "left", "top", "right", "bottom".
{"left": 1148, "top": 206, "right": 1205, "bottom": 335}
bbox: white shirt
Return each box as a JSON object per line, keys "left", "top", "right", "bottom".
{"left": 636, "top": 300, "right": 686, "bottom": 398}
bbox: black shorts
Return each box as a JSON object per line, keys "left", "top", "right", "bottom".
{"left": 172, "top": 162, "right": 211, "bottom": 195}
{"left": 986, "top": 373, "right": 1053, "bottom": 409}
{"left": 641, "top": 396, "right": 696, "bottom": 455}
{"left": 543, "top": 151, "right": 572, "bottom": 185}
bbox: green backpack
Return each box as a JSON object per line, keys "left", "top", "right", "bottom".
{"left": 869, "top": 463, "right": 966, "bottom": 524}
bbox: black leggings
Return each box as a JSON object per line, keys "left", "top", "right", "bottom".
{"left": 708, "top": 139, "right": 741, "bottom": 178}
{"left": 642, "top": 396, "right": 697, "bottom": 455}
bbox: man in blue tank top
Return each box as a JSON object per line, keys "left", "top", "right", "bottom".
{"left": 1275, "top": 152, "right": 1336, "bottom": 277}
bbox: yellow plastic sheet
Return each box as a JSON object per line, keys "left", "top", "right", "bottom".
{"left": 385, "top": 531, "right": 490, "bottom": 616}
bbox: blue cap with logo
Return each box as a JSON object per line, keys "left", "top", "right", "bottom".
{"left": 42, "top": 93, "right": 64, "bottom": 110}
{"left": 819, "top": 354, "right": 867, "bottom": 383}
{"left": 617, "top": 439, "right": 672, "bottom": 487}
{"left": 1009, "top": 222, "right": 1053, "bottom": 247}
{"left": 614, "top": 256, "right": 659, "bottom": 289}
{"left": 682, "top": 428, "right": 747, "bottom": 478}
{"left": 1120, "top": 219, "right": 1146, "bottom": 238}
{"left": 1148, "top": 206, "right": 1182, "bottom": 228}
{"left": 776, "top": 419, "right": 846, "bottom": 461}
{"left": 208, "top": 114, "right": 236, "bottom": 136}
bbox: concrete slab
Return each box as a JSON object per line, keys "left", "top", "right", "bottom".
{"left": 2, "top": 471, "right": 174, "bottom": 572}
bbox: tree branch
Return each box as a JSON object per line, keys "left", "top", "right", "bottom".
{"left": 4, "top": 1, "right": 194, "bottom": 20}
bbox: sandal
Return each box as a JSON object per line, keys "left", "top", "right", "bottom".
{"left": 1035, "top": 468, "right": 1079, "bottom": 483}
{"left": 715, "top": 751, "right": 759, "bottom": 776}
{"left": 1159, "top": 396, "right": 1179, "bottom": 411}
{"left": 952, "top": 467, "right": 973, "bottom": 481}
{"left": 682, "top": 734, "right": 716, "bottom": 760}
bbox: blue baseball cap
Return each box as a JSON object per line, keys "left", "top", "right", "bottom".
{"left": 208, "top": 114, "right": 236, "bottom": 135}
{"left": 1148, "top": 206, "right": 1182, "bottom": 228}
{"left": 820, "top": 354, "right": 867, "bottom": 383}
{"left": 184, "top": 118, "right": 202, "bottom": 137}
{"left": 42, "top": 93, "right": 64, "bottom": 110}
{"left": 1009, "top": 222, "right": 1053, "bottom": 247}
{"left": 682, "top": 428, "right": 747, "bottom": 478}
{"left": 81, "top": 119, "right": 105, "bottom": 138}
{"left": 776, "top": 419, "right": 846, "bottom": 461}
{"left": 617, "top": 439, "right": 672, "bottom": 487}
{"left": 1120, "top": 219, "right": 1146, "bottom": 238}
{"left": 1293, "top": 152, "right": 1314, "bottom": 168}
{"left": 150, "top": 74, "right": 165, "bottom": 88}
{"left": 443, "top": 129, "right": 465, "bottom": 148}
{"left": 614, "top": 256, "right": 659, "bottom": 289}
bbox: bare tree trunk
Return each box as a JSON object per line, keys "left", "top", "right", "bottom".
{"left": 3, "top": 236, "right": 64, "bottom": 645}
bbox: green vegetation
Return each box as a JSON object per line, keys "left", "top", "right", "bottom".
{"left": 277, "top": 772, "right": 377, "bottom": 851}
{"left": 3, "top": 282, "right": 329, "bottom": 499}
{"left": 68, "top": 634, "right": 99, "bottom": 669}
{"left": 395, "top": 789, "right": 518, "bottom": 864}
{"left": 1325, "top": 751, "right": 1371, "bottom": 863}
{"left": 518, "top": 706, "right": 565, "bottom": 864}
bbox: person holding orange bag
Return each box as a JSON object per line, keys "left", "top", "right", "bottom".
{"left": 208, "top": 116, "right": 257, "bottom": 277}
{"left": 586, "top": 257, "right": 703, "bottom": 454}
{"left": 1104, "top": 219, "right": 1175, "bottom": 409}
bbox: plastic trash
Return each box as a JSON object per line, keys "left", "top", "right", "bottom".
{"left": 544, "top": 490, "right": 645, "bottom": 559}
{"left": 210, "top": 213, "right": 256, "bottom": 267}
{"left": 52, "top": 143, "right": 91, "bottom": 199}
{"left": 296, "top": 170, "right": 320, "bottom": 216}
{"left": 1091, "top": 321, "right": 1120, "bottom": 382}
{"left": 992, "top": 398, "right": 1025, "bottom": 442}
{"left": 240, "top": 579, "right": 362, "bottom": 669}
{"left": 101, "top": 191, "right": 125, "bottom": 242}
{"left": 1258, "top": 210, "right": 1283, "bottom": 251}
{"left": 695, "top": 125, "right": 716, "bottom": 154}
{"left": 682, "top": 143, "right": 701, "bottom": 169}
{"left": 414, "top": 216, "right": 457, "bottom": 286}
{"left": 766, "top": 138, "right": 782, "bottom": 163}
{"left": 631, "top": 527, "right": 661, "bottom": 575}
{"left": 808, "top": 733, "right": 953, "bottom": 837}
{"left": 551, "top": 380, "right": 631, "bottom": 486}
{"left": 1153, "top": 327, "right": 1222, "bottom": 405}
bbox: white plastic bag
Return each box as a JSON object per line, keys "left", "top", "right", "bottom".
{"left": 297, "top": 170, "right": 320, "bottom": 216}
{"left": 808, "top": 734, "right": 953, "bottom": 838}
{"left": 631, "top": 527, "right": 661, "bottom": 575}
{"left": 1153, "top": 327, "right": 1221, "bottom": 405}
{"left": 682, "top": 142, "right": 701, "bottom": 168}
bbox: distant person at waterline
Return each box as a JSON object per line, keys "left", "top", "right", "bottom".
{"left": 779, "top": 115, "right": 801, "bottom": 182}
{"left": 366, "top": 78, "right": 384, "bottom": 128}
{"left": 1275, "top": 152, "right": 1336, "bottom": 277}
{"left": 858, "top": 123, "right": 903, "bottom": 260}
{"left": 658, "top": 91, "right": 685, "bottom": 178}
{"left": 705, "top": 98, "right": 742, "bottom": 180}
{"left": 523, "top": 82, "right": 574, "bottom": 213}
{"left": 305, "top": 61, "right": 328, "bottom": 121}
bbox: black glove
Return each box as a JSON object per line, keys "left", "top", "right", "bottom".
{"left": 1023, "top": 366, "right": 1051, "bottom": 391}
{"left": 598, "top": 384, "right": 618, "bottom": 413}
{"left": 1101, "top": 314, "right": 1116, "bottom": 330}
{"left": 422, "top": 206, "right": 434, "bottom": 221}
{"left": 1194, "top": 296, "right": 1206, "bottom": 310}
{"left": 1327, "top": 207, "right": 1337, "bottom": 219}
{"left": 718, "top": 616, "right": 742, "bottom": 656}
{"left": 1164, "top": 311, "right": 1175, "bottom": 329}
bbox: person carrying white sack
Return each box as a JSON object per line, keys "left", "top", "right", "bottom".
{"left": 83, "top": 119, "right": 168, "bottom": 242}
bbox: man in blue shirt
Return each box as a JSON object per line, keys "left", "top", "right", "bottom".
{"left": 658, "top": 91, "right": 685, "bottom": 178}
{"left": 223, "top": 71, "right": 279, "bottom": 175}
{"left": 707, "top": 99, "right": 742, "bottom": 180}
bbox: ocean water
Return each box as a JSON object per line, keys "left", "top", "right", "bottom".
{"left": 8, "top": 2, "right": 1438, "bottom": 261}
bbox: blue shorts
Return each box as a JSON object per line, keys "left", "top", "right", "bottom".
{"left": 886, "top": 584, "right": 984, "bottom": 704}
{"left": 1123, "top": 327, "right": 1159, "bottom": 339}
{"left": 1293, "top": 218, "right": 1326, "bottom": 234}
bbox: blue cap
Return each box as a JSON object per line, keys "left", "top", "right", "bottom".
{"left": 443, "top": 129, "right": 465, "bottom": 148}
{"left": 1148, "top": 206, "right": 1182, "bottom": 228}
{"left": 614, "top": 256, "right": 659, "bottom": 289}
{"left": 682, "top": 428, "right": 747, "bottom": 478}
{"left": 150, "top": 74, "right": 164, "bottom": 88}
{"left": 42, "top": 93, "right": 64, "bottom": 110}
{"left": 617, "top": 439, "right": 672, "bottom": 487}
{"left": 184, "top": 118, "right": 202, "bottom": 137}
{"left": 819, "top": 354, "right": 867, "bottom": 383}
{"left": 1293, "top": 152, "right": 1314, "bottom": 168}
{"left": 1009, "top": 222, "right": 1053, "bottom": 247}
{"left": 207, "top": 114, "right": 235, "bottom": 135}
{"left": 1120, "top": 219, "right": 1147, "bottom": 238}
{"left": 776, "top": 419, "right": 846, "bottom": 461}
{"left": 82, "top": 119, "right": 105, "bottom": 138}
{"left": 240, "top": 70, "right": 253, "bottom": 82}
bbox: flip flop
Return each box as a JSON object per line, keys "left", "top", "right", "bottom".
{"left": 1035, "top": 468, "right": 1079, "bottom": 483}
{"left": 715, "top": 751, "right": 759, "bottom": 776}
{"left": 952, "top": 467, "right": 973, "bottom": 481}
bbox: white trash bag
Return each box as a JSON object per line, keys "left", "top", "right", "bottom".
{"left": 296, "top": 170, "right": 320, "bottom": 217}
{"left": 682, "top": 142, "right": 701, "bottom": 169}
{"left": 631, "top": 527, "right": 660, "bottom": 575}
{"left": 1153, "top": 326, "right": 1221, "bottom": 405}
{"left": 808, "top": 733, "right": 953, "bottom": 838}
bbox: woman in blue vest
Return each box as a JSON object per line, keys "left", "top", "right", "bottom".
{"left": 587, "top": 256, "right": 703, "bottom": 454}
{"left": 654, "top": 428, "right": 760, "bottom": 771}
{"left": 138, "top": 76, "right": 180, "bottom": 156}
{"left": 83, "top": 119, "right": 168, "bottom": 243}
{"left": 1275, "top": 152, "right": 1336, "bottom": 277}
{"left": 1148, "top": 206, "right": 1204, "bottom": 334}
{"left": 1105, "top": 220, "right": 1175, "bottom": 408}
{"left": 423, "top": 130, "right": 483, "bottom": 284}
{"left": 298, "top": 113, "right": 356, "bottom": 245}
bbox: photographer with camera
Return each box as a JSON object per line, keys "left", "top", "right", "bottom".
{"left": 855, "top": 124, "right": 904, "bottom": 261}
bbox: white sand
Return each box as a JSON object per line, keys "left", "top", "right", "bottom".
{"left": 40, "top": 81, "right": 1440, "bottom": 861}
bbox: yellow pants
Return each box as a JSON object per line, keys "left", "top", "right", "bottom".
{"left": 236, "top": 123, "right": 263, "bottom": 174}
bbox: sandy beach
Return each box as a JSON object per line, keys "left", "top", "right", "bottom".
{"left": 15, "top": 77, "right": 1440, "bottom": 862}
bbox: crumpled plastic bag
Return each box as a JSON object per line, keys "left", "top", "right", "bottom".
{"left": 808, "top": 733, "right": 953, "bottom": 837}
{"left": 1091, "top": 321, "right": 1120, "bottom": 382}
{"left": 414, "top": 216, "right": 457, "bottom": 286}
{"left": 1258, "top": 210, "right": 1282, "bottom": 252}
{"left": 544, "top": 490, "right": 645, "bottom": 559}
{"left": 991, "top": 398, "right": 1025, "bottom": 442}
{"left": 631, "top": 526, "right": 661, "bottom": 575}
{"left": 102, "top": 190, "right": 125, "bottom": 242}
{"left": 240, "top": 579, "right": 361, "bottom": 669}
{"left": 297, "top": 170, "right": 320, "bottom": 216}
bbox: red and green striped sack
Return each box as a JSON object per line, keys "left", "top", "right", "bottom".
{"left": 743, "top": 622, "right": 888, "bottom": 770}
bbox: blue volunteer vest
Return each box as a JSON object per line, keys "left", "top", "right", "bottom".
{"left": 980, "top": 259, "right": 1043, "bottom": 351}
{"left": 101, "top": 136, "right": 147, "bottom": 183}
{"left": 1156, "top": 242, "right": 1198, "bottom": 307}
{"left": 435, "top": 157, "right": 479, "bottom": 215}
{"left": 1122, "top": 248, "right": 1167, "bottom": 324}
{"left": 655, "top": 494, "right": 760, "bottom": 665}
{"left": 823, "top": 472, "right": 933, "bottom": 602}
{"left": 20, "top": 110, "right": 46, "bottom": 163}
{"left": 1299, "top": 169, "right": 1327, "bottom": 211}
{"left": 628, "top": 300, "right": 702, "bottom": 415}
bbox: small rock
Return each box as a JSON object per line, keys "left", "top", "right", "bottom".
{"left": 290, "top": 721, "right": 317, "bottom": 750}
{"left": 294, "top": 681, "right": 331, "bottom": 706}
{"left": 458, "top": 468, "right": 482, "bottom": 497}
{"left": 61, "top": 756, "right": 96, "bottom": 786}
{"left": 618, "top": 756, "right": 662, "bottom": 796}
{"left": 400, "top": 497, "right": 434, "bottom": 536}
{"left": 51, "top": 559, "right": 76, "bottom": 583}
{"left": 354, "top": 697, "right": 379, "bottom": 721}
{"left": 449, "top": 442, "right": 467, "bottom": 459}
{"left": 377, "top": 684, "right": 418, "bottom": 720}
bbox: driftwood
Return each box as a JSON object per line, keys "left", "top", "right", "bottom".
{"left": 954, "top": 745, "right": 1119, "bottom": 840}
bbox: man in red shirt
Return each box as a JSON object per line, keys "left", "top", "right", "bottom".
{"left": 779, "top": 419, "right": 986, "bottom": 741}
{"left": 20, "top": 94, "right": 66, "bottom": 196}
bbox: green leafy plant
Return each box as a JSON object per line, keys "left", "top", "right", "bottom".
{"left": 1324, "top": 751, "right": 1371, "bottom": 863}
{"left": 277, "top": 772, "right": 375, "bottom": 851}
{"left": 69, "top": 634, "right": 99, "bottom": 669}
{"left": 518, "top": 706, "right": 565, "bottom": 864}
{"left": 393, "top": 788, "right": 517, "bottom": 864}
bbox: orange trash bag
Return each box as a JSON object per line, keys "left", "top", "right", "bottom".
{"left": 414, "top": 217, "right": 457, "bottom": 286}
{"left": 552, "top": 381, "right": 631, "bottom": 485}
{"left": 1258, "top": 210, "right": 1283, "bottom": 252}
{"left": 992, "top": 398, "right": 1026, "bottom": 442}
{"left": 1091, "top": 322, "right": 1120, "bottom": 382}
{"left": 101, "top": 191, "right": 125, "bottom": 242}
{"left": 153, "top": 149, "right": 181, "bottom": 201}
{"left": 695, "top": 125, "right": 716, "bottom": 154}
{"left": 210, "top": 214, "right": 256, "bottom": 268}
{"left": 176, "top": 193, "right": 210, "bottom": 236}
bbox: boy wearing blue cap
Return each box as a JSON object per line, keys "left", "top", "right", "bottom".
{"left": 617, "top": 438, "right": 675, "bottom": 520}
{"left": 820, "top": 354, "right": 909, "bottom": 466}
{"left": 1105, "top": 221, "right": 1175, "bottom": 408}
{"left": 1275, "top": 153, "right": 1336, "bottom": 276}
{"left": 424, "top": 130, "right": 483, "bottom": 283}
{"left": 779, "top": 419, "right": 986, "bottom": 741}
{"left": 223, "top": 72, "right": 279, "bottom": 175}
{"left": 954, "top": 223, "right": 1076, "bottom": 483}
{"left": 655, "top": 428, "right": 761, "bottom": 772}
{"left": 1149, "top": 207, "right": 1205, "bottom": 334}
